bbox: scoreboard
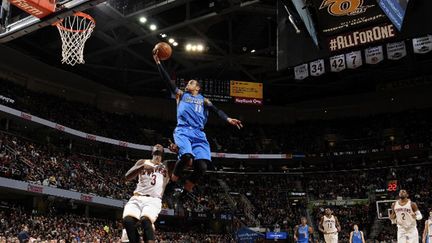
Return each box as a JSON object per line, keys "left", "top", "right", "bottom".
{"left": 387, "top": 180, "right": 398, "bottom": 192}
{"left": 176, "top": 78, "right": 263, "bottom": 105}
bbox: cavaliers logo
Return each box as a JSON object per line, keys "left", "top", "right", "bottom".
{"left": 320, "top": 0, "right": 370, "bottom": 16}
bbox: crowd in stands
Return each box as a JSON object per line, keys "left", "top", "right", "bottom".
{"left": 0, "top": 201, "right": 236, "bottom": 242}
{"left": 2, "top": 79, "right": 432, "bottom": 242}
{"left": 2, "top": 79, "right": 432, "bottom": 155}
{"left": 221, "top": 174, "right": 306, "bottom": 229}
{"left": 0, "top": 202, "right": 122, "bottom": 242}
{"left": 0, "top": 132, "right": 135, "bottom": 200}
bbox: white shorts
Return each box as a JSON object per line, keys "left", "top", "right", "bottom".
{"left": 324, "top": 232, "right": 338, "bottom": 243}
{"left": 397, "top": 227, "right": 418, "bottom": 243}
{"left": 122, "top": 195, "right": 162, "bottom": 223}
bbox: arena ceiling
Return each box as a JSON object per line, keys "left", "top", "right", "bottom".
{"left": 4, "top": 0, "right": 432, "bottom": 105}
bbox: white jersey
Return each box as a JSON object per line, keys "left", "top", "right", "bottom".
{"left": 394, "top": 199, "right": 417, "bottom": 230}
{"left": 133, "top": 160, "right": 170, "bottom": 199}
{"left": 426, "top": 219, "right": 432, "bottom": 237}
{"left": 323, "top": 215, "right": 337, "bottom": 233}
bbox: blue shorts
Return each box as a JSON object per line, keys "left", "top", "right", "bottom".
{"left": 173, "top": 126, "right": 211, "bottom": 161}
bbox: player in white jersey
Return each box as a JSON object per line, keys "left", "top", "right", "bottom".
{"left": 390, "top": 190, "right": 423, "bottom": 243}
{"left": 319, "top": 208, "right": 341, "bottom": 243}
{"left": 121, "top": 144, "right": 173, "bottom": 243}
{"left": 422, "top": 209, "right": 432, "bottom": 243}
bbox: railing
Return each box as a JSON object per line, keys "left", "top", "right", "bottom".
{"left": 0, "top": 104, "right": 292, "bottom": 159}
{"left": 0, "top": 177, "right": 125, "bottom": 208}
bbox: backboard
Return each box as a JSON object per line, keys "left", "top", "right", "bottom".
{"left": 0, "top": 0, "right": 106, "bottom": 43}
{"left": 376, "top": 200, "right": 396, "bottom": 220}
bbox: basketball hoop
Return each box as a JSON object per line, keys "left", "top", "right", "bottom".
{"left": 54, "top": 12, "right": 95, "bottom": 66}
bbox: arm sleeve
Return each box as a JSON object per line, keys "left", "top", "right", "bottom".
{"left": 157, "top": 63, "right": 179, "bottom": 95}
{"left": 415, "top": 210, "right": 423, "bottom": 220}
{"left": 206, "top": 101, "right": 229, "bottom": 122}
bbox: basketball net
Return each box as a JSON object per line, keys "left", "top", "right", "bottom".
{"left": 54, "top": 12, "right": 95, "bottom": 66}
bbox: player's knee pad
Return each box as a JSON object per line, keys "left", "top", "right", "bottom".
{"left": 123, "top": 216, "right": 138, "bottom": 227}
{"left": 189, "top": 159, "right": 208, "bottom": 184}
{"left": 140, "top": 216, "right": 155, "bottom": 241}
{"left": 173, "top": 153, "right": 194, "bottom": 177}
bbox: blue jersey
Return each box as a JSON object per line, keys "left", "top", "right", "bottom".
{"left": 297, "top": 225, "right": 309, "bottom": 243}
{"left": 352, "top": 231, "right": 362, "bottom": 243}
{"left": 177, "top": 92, "right": 208, "bottom": 130}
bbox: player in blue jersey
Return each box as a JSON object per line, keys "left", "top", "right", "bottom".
{"left": 153, "top": 50, "right": 242, "bottom": 192}
{"left": 294, "top": 217, "right": 314, "bottom": 243}
{"left": 349, "top": 224, "right": 365, "bottom": 243}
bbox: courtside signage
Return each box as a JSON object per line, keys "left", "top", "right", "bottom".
{"left": 230, "top": 81, "right": 263, "bottom": 99}
{"left": 8, "top": 0, "right": 56, "bottom": 18}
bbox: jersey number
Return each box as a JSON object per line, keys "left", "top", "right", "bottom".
{"left": 328, "top": 223, "right": 332, "bottom": 228}
{"left": 401, "top": 213, "right": 405, "bottom": 220}
{"left": 194, "top": 104, "right": 202, "bottom": 113}
{"left": 150, "top": 174, "right": 157, "bottom": 185}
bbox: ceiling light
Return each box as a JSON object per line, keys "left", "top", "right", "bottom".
{"left": 197, "top": 44, "right": 204, "bottom": 51}
{"left": 160, "top": 33, "right": 167, "bottom": 38}
{"left": 173, "top": 42, "right": 178, "bottom": 46}
{"left": 149, "top": 24, "right": 157, "bottom": 31}
{"left": 186, "top": 44, "right": 192, "bottom": 51}
{"left": 168, "top": 38, "right": 175, "bottom": 43}
{"left": 139, "top": 17, "right": 147, "bottom": 23}
{"left": 251, "top": 49, "right": 256, "bottom": 53}
{"left": 191, "top": 45, "right": 197, "bottom": 51}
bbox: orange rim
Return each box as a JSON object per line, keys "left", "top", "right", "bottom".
{"left": 54, "top": 12, "right": 96, "bottom": 33}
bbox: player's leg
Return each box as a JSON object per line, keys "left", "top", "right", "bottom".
{"left": 332, "top": 233, "right": 338, "bottom": 243}
{"left": 324, "top": 234, "right": 330, "bottom": 243}
{"left": 172, "top": 127, "right": 194, "bottom": 182}
{"left": 185, "top": 131, "right": 211, "bottom": 191}
{"left": 407, "top": 228, "right": 418, "bottom": 243}
{"left": 398, "top": 229, "right": 407, "bottom": 243}
{"left": 122, "top": 197, "right": 142, "bottom": 243}
{"left": 139, "top": 197, "right": 162, "bottom": 243}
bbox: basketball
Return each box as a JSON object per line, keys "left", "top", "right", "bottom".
{"left": 153, "top": 42, "right": 172, "bottom": 60}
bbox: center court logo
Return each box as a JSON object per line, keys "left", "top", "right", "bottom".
{"left": 320, "top": 0, "right": 370, "bottom": 16}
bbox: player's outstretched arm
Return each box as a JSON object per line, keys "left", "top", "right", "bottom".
{"left": 153, "top": 50, "right": 183, "bottom": 97}
{"left": 349, "top": 232, "right": 353, "bottom": 243}
{"left": 204, "top": 98, "right": 243, "bottom": 129}
{"left": 125, "top": 159, "right": 155, "bottom": 181}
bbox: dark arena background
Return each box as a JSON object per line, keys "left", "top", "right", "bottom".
{"left": 0, "top": 0, "right": 432, "bottom": 242}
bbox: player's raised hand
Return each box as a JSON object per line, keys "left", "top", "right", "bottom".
{"left": 168, "top": 139, "right": 179, "bottom": 154}
{"left": 227, "top": 118, "right": 243, "bottom": 129}
{"left": 152, "top": 49, "right": 160, "bottom": 64}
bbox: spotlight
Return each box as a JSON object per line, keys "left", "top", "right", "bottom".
{"left": 186, "top": 44, "right": 192, "bottom": 51}
{"left": 191, "top": 45, "right": 197, "bottom": 51}
{"left": 197, "top": 44, "right": 204, "bottom": 51}
{"left": 160, "top": 33, "right": 167, "bottom": 38}
{"left": 139, "top": 17, "right": 147, "bottom": 23}
{"left": 168, "top": 38, "right": 175, "bottom": 43}
{"left": 149, "top": 24, "right": 157, "bottom": 31}
{"left": 250, "top": 49, "right": 256, "bottom": 53}
{"left": 173, "top": 42, "right": 178, "bottom": 46}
